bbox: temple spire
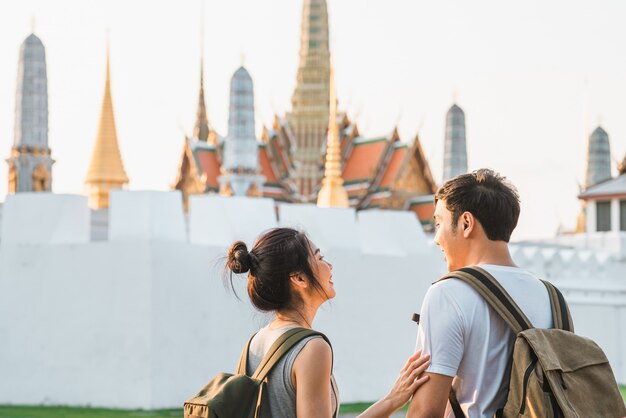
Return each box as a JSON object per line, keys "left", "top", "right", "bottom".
{"left": 192, "top": 4, "right": 211, "bottom": 144}
{"left": 7, "top": 31, "right": 54, "bottom": 193}
{"left": 85, "top": 44, "right": 129, "bottom": 209}
{"left": 584, "top": 126, "right": 612, "bottom": 188}
{"left": 442, "top": 102, "right": 468, "bottom": 181}
{"left": 287, "top": 0, "right": 331, "bottom": 199}
{"left": 218, "top": 66, "right": 265, "bottom": 196}
{"left": 317, "top": 68, "right": 348, "bottom": 208}
{"left": 192, "top": 59, "right": 210, "bottom": 142}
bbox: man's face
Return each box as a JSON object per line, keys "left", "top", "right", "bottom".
{"left": 433, "top": 199, "right": 468, "bottom": 272}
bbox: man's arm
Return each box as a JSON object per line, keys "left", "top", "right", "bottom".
{"left": 406, "top": 372, "right": 452, "bottom": 418}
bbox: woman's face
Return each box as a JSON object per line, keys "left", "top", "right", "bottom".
{"left": 308, "top": 243, "right": 336, "bottom": 301}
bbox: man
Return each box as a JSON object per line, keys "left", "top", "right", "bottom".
{"left": 407, "top": 169, "right": 553, "bottom": 418}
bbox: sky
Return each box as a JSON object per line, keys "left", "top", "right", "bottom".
{"left": 1, "top": 0, "right": 625, "bottom": 241}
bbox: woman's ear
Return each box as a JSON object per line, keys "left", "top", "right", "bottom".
{"left": 289, "top": 273, "right": 308, "bottom": 290}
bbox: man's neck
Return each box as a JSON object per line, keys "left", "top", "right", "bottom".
{"left": 466, "top": 240, "right": 516, "bottom": 267}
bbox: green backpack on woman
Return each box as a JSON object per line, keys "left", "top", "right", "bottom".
{"left": 184, "top": 327, "right": 333, "bottom": 418}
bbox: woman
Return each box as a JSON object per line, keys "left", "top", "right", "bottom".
{"left": 226, "top": 227, "right": 430, "bottom": 418}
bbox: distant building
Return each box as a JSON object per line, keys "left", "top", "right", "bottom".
{"left": 576, "top": 126, "right": 613, "bottom": 232}
{"left": 579, "top": 168, "right": 626, "bottom": 233}
{"left": 218, "top": 67, "right": 265, "bottom": 197}
{"left": 173, "top": 0, "right": 437, "bottom": 223}
{"left": 172, "top": 58, "right": 223, "bottom": 210}
{"left": 286, "top": 0, "right": 331, "bottom": 199}
{"left": 442, "top": 103, "right": 468, "bottom": 182}
{"left": 585, "top": 126, "right": 612, "bottom": 189}
{"left": 84, "top": 46, "right": 129, "bottom": 209}
{"left": 7, "top": 33, "right": 54, "bottom": 193}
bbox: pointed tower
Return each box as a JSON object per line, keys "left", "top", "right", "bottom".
{"left": 192, "top": 62, "right": 211, "bottom": 143}
{"left": 584, "top": 126, "right": 611, "bottom": 188}
{"left": 317, "top": 69, "right": 348, "bottom": 208}
{"left": 442, "top": 103, "right": 468, "bottom": 182}
{"left": 85, "top": 45, "right": 129, "bottom": 209}
{"left": 218, "top": 66, "right": 265, "bottom": 196}
{"left": 7, "top": 32, "right": 54, "bottom": 193}
{"left": 286, "top": 0, "right": 331, "bottom": 199}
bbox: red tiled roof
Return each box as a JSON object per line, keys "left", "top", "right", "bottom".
{"left": 258, "top": 145, "right": 278, "bottom": 183}
{"left": 409, "top": 200, "right": 435, "bottom": 223}
{"left": 379, "top": 145, "right": 408, "bottom": 188}
{"left": 342, "top": 138, "right": 387, "bottom": 182}
{"left": 271, "top": 136, "right": 290, "bottom": 175}
{"left": 194, "top": 148, "right": 220, "bottom": 189}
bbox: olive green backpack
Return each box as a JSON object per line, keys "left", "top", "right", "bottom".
{"left": 442, "top": 266, "right": 626, "bottom": 418}
{"left": 184, "top": 327, "right": 331, "bottom": 418}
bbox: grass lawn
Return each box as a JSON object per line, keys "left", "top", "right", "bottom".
{"left": 1, "top": 391, "right": 624, "bottom": 417}
{"left": 339, "top": 402, "right": 374, "bottom": 413}
{"left": 0, "top": 403, "right": 401, "bottom": 417}
{"left": 0, "top": 405, "right": 385, "bottom": 417}
{"left": 0, "top": 406, "right": 182, "bottom": 418}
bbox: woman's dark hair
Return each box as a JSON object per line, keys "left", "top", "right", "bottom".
{"left": 435, "top": 168, "right": 520, "bottom": 242}
{"left": 225, "top": 228, "right": 326, "bottom": 312}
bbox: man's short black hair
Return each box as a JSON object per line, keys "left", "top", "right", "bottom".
{"left": 435, "top": 169, "right": 520, "bottom": 242}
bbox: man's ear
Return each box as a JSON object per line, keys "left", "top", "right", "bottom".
{"left": 461, "top": 211, "right": 475, "bottom": 238}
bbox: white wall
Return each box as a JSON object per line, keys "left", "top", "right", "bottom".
{"left": 0, "top": 193, "right": 624, "bottom": 410}
{"left": 0, "top": 203, "right": 3, "bottom": 242}
{"left": 0, "top": 192, "right": 444, "bottom": 409}
{"left": 1, "top": 193, "right": 89, "bottom": 244}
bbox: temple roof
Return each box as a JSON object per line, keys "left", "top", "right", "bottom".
{"left": 258, "top": 144, "right": 278, "bottom": 184}
{"left": 379, "top": 143, "right": 409, "bottom": 188}
{"left": 85, "top": 48, "right": 128, "bottom": 185}
{"left": 342, "top": 137, "right": 388, "bottom": 183}
{"left": 579, "top": 173, "right": 626, "bottom": 200}
{"left": 189, "top": 140, "right": 220, "bottom": 191}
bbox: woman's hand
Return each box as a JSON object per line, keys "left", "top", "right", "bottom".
{"left": 357, "top": 351, "right": 431, "bottom": 418}
{"left": 382, "top": 350, "right": 431, "bottom": 412}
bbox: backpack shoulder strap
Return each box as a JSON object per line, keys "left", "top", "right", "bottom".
{"left": 440, "top": 266, "right": 535, "bottom": 418}
{"left": 440, "top": 266, "right": 533, "bottom": 334}
{"left": 540, "top": 280, "right": 574, "bottom": 332}
{"left": 235, "top": 333, "right": 256, "bottom": 375}
{"left": 252, "top": 327, "right": 332, "bottom": 381}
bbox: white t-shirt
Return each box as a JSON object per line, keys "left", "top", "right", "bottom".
{"left": 414, "top": 264, "right": 553, "bottom": 418}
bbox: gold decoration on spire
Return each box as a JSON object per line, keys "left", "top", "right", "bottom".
{"left": 317, "top": 67, "right": 348, "bottom": 208}
{"left": 192, "top": 61, "right": 211, "bottom": 142}
{"left": 85, "top": 43, "right": 129, "bottom": 209}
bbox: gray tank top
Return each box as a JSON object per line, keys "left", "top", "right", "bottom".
{"left": 247, "top": 325, "right": 339, "bottom": 418}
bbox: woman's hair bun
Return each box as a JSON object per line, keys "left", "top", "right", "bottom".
{"left": 227, "top": 241, "right": 252, "bottom": 274}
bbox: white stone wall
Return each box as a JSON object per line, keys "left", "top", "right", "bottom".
{"left": 0, "top": 203, "right": 3, "bottom": 242}
{"left": 0, "top": 192, "right": 624, "bottom": 410}
{"left": 0, "top": 192, "right": 443, "bottom": 409}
